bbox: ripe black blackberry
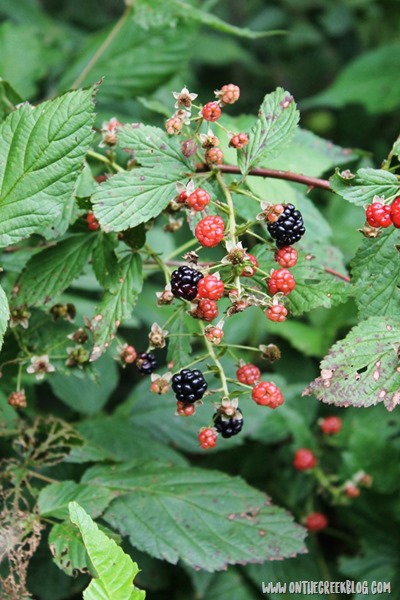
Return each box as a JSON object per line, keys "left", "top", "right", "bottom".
{"left": 136, "top": 352, "right": 157, "bottom": 375}
{"left": 170, "top": 266, "right": 203, "bottom": 301}
{"left": 213, "top": 409, "right": 243, "bottom": 438}
{"left": 171, "top": 368, "right": 207, "bottom": 403}
{"left": 267, "top": 204, "right": 305, "bottom": 248}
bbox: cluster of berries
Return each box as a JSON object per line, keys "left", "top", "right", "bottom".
{"left": 293, "top": 415, "right": 372, "bottom": 533}
{"left": 119, "top": 344, "right": 158, "bottom": 375}
{"left": 365, "top": 196, "right": 400, "bottom": 228}
{"left": 165, "top": 84, "right": 248, "bottom": 167}
{"left": 170, "top": 266, "right": 224, "bottom": 322}
{"left": 162, "top": 86, "right": 307, "bottom": 449}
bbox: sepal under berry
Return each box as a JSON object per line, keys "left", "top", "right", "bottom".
{"left": 213, "top": 408, "right": 243, "bottom": 439}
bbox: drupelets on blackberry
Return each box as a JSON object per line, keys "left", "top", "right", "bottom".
{"left": 267, "top": 204, "right": 305, "bottom": 248}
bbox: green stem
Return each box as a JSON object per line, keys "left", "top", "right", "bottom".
{"left": 216, "top": 170, "right": 236, "bottom": 242}
{"left": 87, "top": 150, "right": 124, "bottom": 173}
{"left": 203, "top": 332, "right": 229, "bottom": 397}
{"left": 144, "top": 244, "right": 170, "bottom": 284}
{"left": 164, "top": 237, "right": 198, "bottom": 261}
{"left": 28, "top": 470, "right": 59, "bottom": 485}
{"left": 215, "top": 170, "right": 243, "bottom": 295}
{"left": 16, "top": 363, "right": 23, "bottom": 392}
{"left": 71, "top": 7, "right": 132, "bottom": 89}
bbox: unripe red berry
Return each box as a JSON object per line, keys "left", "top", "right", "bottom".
{"left": 344, "top": 483, "right": 360, "bottom": 498}
{"left": 365, "top": 201, "right": 392, "bottom": 228}
{"left": 216, "top": 84, "right": 240, "bottom": 105}
{"left": 236, "top": 363, "right": 260, "bottom": 386}
{"left": 86, "top": 212, "right": 100, "bottom": 231}
{"left": 176, "top": 401, "right": 195, "bottom": 416}
{"left": 119, "top": 344, "right": 137, "bottom": 364}
{"left": 198, "top": 427, "right": 218, "bottom": 449}
{"left": 205, "top": 147, "right": 223, "bottom": 165}
{"left": 268, "top": 268, "right": 296, "bottom": 295}
{"left": 229, "top": 133, "right": 249, "bottom": 149}
{"left": 195, "top": 215, "right": 225, "bottom": 247}
{"left": 177, "top": 191, "right": 188, "bottom": 204}
{"left": 197, "top": 275, "right": 225, "bottom": 300}
{"left": 319, "top": 416, "right": 342, "bottom": 435}
{"left": 266, "top": 304, "right": 288, "bottom": 322}
{"left": 8, "top": 390, "right": 27, "bottom": 409}
{"left": 165, "top": 117, "right": 183, "bottom": 135}
{"left": 305, "top": 512, "right": 328, "bottom": 532}
{"left": 204, "top": 326, "right": 224, "bottom": 345}
{"left": 252, "top": 381, "right": 284, "bottom": 408}
{"left": 390, "top": 196, "right": 400, "bottom": 228}
{"left": 186, "top": 188, "right": 210, "bottom": 212}
{"left": 293, "top": 448, "right": 317, "bottom": 471}
{"left": 274, "top": 246, "right": 298, "bottom": 268}
{"left": 193, "top": 298, "right": 219, "bottom": 322}
{"left": 201, "top": 101, "right": 222, "bottom": 122}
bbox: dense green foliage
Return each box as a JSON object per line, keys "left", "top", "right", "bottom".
{"left": 0, "top": 1, "right": 399, "bottom": 599}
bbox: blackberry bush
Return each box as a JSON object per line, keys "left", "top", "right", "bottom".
{"left": 1, "top": 7, "right": 399, "bottom": 596}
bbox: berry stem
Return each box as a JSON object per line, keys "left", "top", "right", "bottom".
{"left": 197, "top": 164, "right": 332, "bottom": 191}
{"left": 164, "top": 238, "right": 198, "bottom": 261}
{"left": 203, "top": 329, "right": 230, "bottom": 397}
{"left": 87, "top": 149, "right": 125, "bottom": 173}
{"left": 215, "top": 170, "right": 243, "bottom": 295}
{"left": 145, "top": 244, "right": 170, "bottom": 284}
{"left": 215, "top": 170, "right": 236, "bottom": 242}
{"left": 16, "top": 363, "right": 23, "bottom": 392}
{"left": 27, "top": 470, "right": 59, "bottom": 485}
{"left": 323, "top": 268, "right": 351, "bottom": 283}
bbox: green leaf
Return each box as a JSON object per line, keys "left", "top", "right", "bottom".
{"left": 69, "top": 502, "right": 145, "bottom": 600}
{"left": 350, "top": 228, "right": 400, "bottom": 318}
{"left": 91, "top": 233, "right": 120, "bottom": 291}
{"left": 166, "top": 308, "right": 192, "bottom": 371}
{"left": 49, "top": 353, "right": 119, "bottom": 415}
{"left": 91, "top": 253, "right": 143, "bottom": 359}
{"left": 49, "top": 521, "right": 93, "bottom": 576}
{"left": 117, "top": 123, "right": 191, "bottom": 170}
{"left": 0, "top": 22, "right": 44, "bottom": 99}
{"left": 92, "top": 168, "right": 183, "bottom": 232}
{"left": 0, "top": 87, "right": 96, "bottom": 247}
{"left": 302, "top": 43, "right": 400, "bottom": 114}
{"left": 59, "top": 17, "right": 193, "bottom": 101}
{"left": 49, "top": 520, "right": 122, "bottom": 577}
{"left": 0, "top": 78, "right": 23, "bottom": 120}
{"left": 330, "top": 168, "right": 400, "bottom": 206}
{"left": 0, "top": 283, "right": 9, "bottom": 351}
{"left": 262, "top": 128, "right": 357, "bottom": 177}
{"left": 12, "top": 234, "right": 97, "bottom": 307}
{"left": 238, "top": 88, "right": 299, "bottom": 175}
{"left": 68, "top": 416, "right": 187, "bottom": 466}
{"left": 287, "top": 259, "right": 350, "bottom": 315}
{"left": 93, "top": 124, "right": 190, "bottom": 232}
{"left": 133, "top": 0, "right": 284, "bottom": 39}
{"left": 303, "top": 317, "right": 400, "bottom": 411}
{"left": 82, "top": 462, "right": 306, "bottom": 571}
{"left": 38, "top": 481, "right": 115, "bottom": 520}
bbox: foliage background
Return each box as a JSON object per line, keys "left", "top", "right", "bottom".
{"left": 0, "top": 0, "right": 399, "bottom": 599}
